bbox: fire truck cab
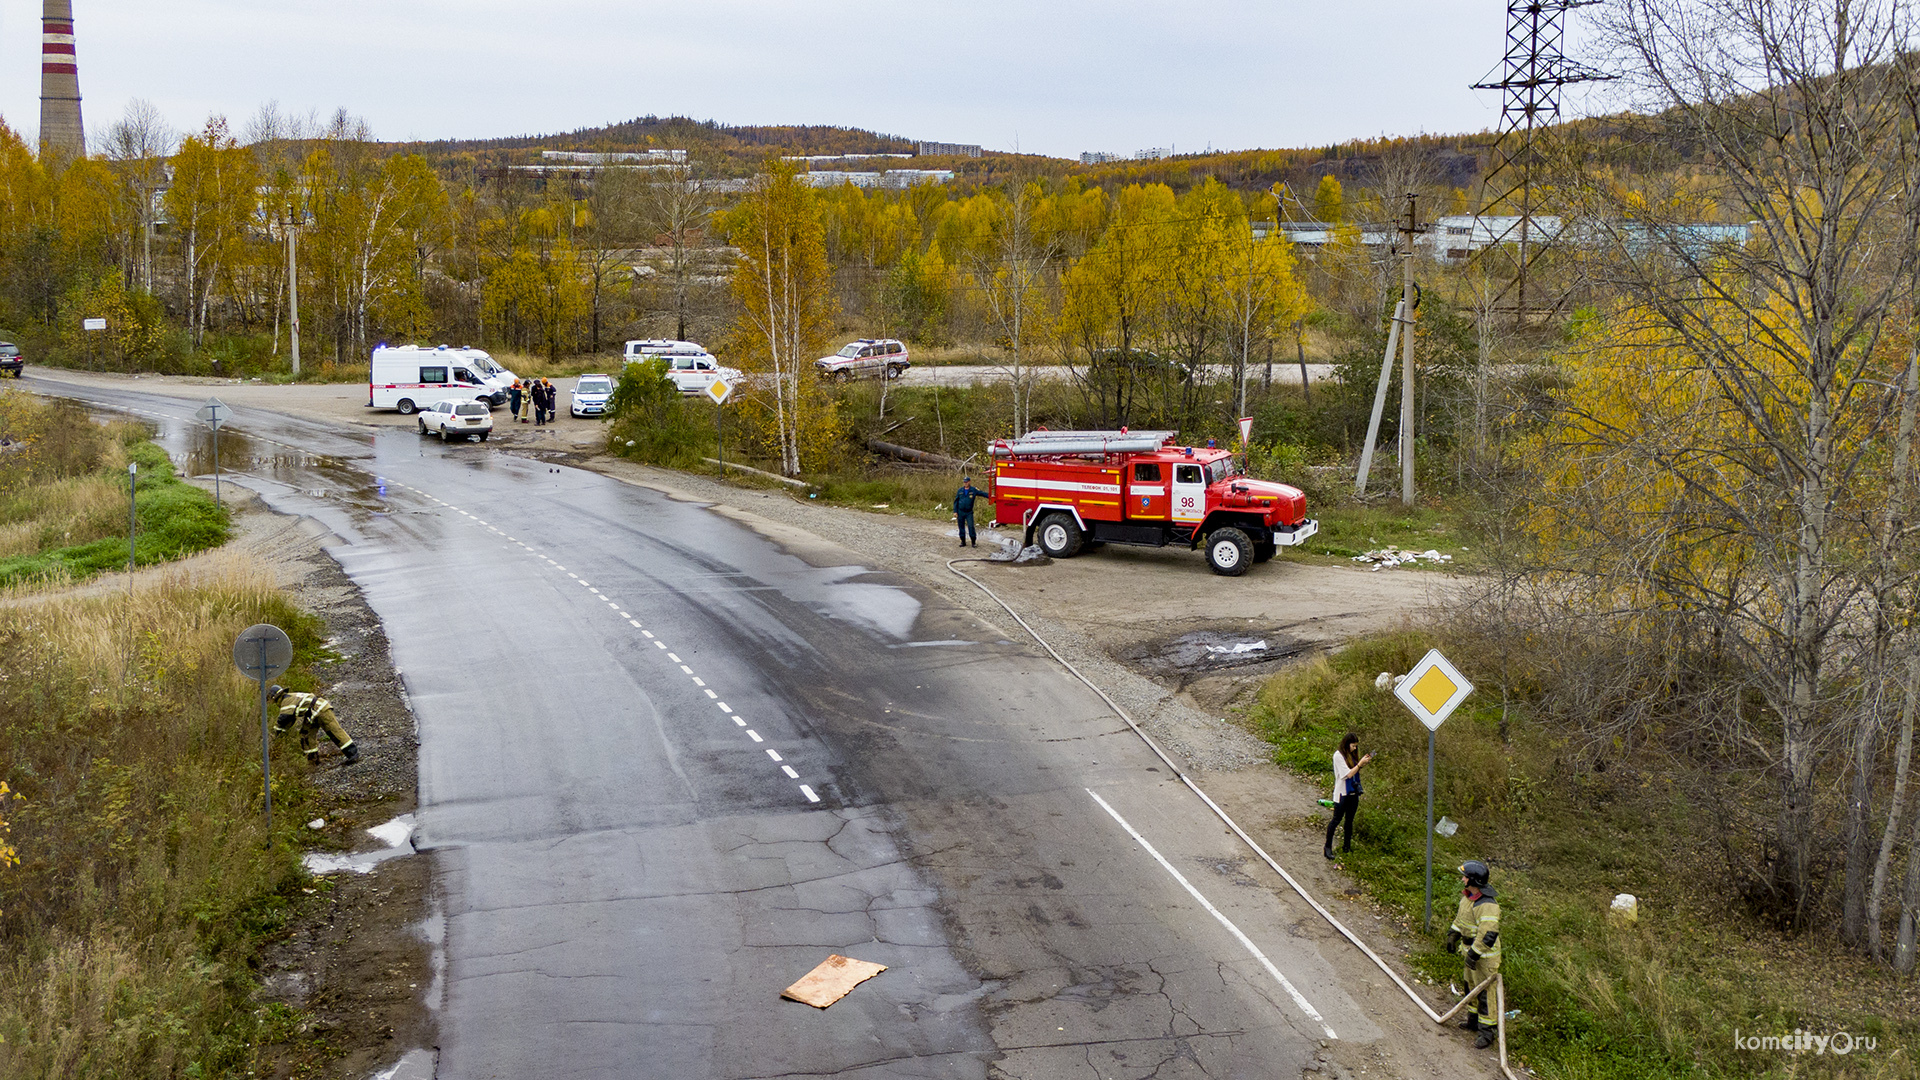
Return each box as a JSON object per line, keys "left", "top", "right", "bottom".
{"left": 990, "top": 429, "right": 1318, "bottom": 576}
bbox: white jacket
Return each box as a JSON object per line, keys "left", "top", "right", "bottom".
{"left": 1332, "top": 751, "right": 1361, "bottom": 800}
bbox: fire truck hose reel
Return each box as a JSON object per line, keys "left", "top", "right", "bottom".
{"left": 944, "top": 559, "right": 1518, "bottom": 1073}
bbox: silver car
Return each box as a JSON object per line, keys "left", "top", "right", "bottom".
{"left": 417, "top": 399, "right": 494, "bottom": 442}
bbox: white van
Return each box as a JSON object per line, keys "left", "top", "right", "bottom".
{"left": 623, "top": 339, "right": 708, "bottom": 362}
{"left": 368, "top": 346, "right": 517, "bottom": 414}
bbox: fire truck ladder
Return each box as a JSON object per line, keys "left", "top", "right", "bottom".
{"left": 990, "top": 430, "right": 1177, "bottom": 458}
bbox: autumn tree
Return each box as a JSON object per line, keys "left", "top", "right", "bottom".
{"left": 724, "top": 164, "right": 840, "bottom": 476}
{"left": 102, "top": 100, "right": 173, "bottom": 292}
{"left": 1518, "top": 0, "right": 1920, "bottom": 948}
{"left": 165, "top": 117, "right": 259, "bottom": 347}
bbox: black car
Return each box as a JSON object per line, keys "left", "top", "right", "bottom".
{"left": 0, "top": 342, "right": 21, "bottom": 378}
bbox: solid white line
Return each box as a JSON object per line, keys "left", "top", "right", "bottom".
{"left": 766, "top": 749, "right": 782, "bottom": 762}
{"left": 781, "top": 765, "right": 800, "bottom": 779}
{"left": 746, "top": 730, "right": 763, "bottom": 743}
{"left": 1084, "top": 788, "right": 1337, "bottom": 1040}
{"left": 801, "top": 785, "right": 820, "bottom": 803}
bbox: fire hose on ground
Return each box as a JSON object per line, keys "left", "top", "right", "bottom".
{"left": 947, "top": 557, "right": 1526, "bottom": 1079}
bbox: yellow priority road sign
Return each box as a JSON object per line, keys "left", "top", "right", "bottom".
{"left": 1394, "top": 648, "right": 1474, "bottom": 731}
{"left": 706, "top": 377, "right": 733, "bottom": 405}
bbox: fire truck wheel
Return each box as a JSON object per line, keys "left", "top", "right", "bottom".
{"left": 1253, "top": 542, "right": 1277, "bottom": 563}
{"left": 1036, "top": 513, "right": 1083, "bottom": 558}
{"left": 1206, "top": 528, "right": 1254, "bottom": 576}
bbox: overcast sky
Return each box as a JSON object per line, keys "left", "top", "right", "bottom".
{"left": 1, "top": 1, "right": 1611, "bottom": 158}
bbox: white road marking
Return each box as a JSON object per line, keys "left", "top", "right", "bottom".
{"left": 667, "top": 653, "right": 681, "bottom": 663}
{"left": 715, "top": 702, "right": 730, "bottom": 712}
{"left": 766, "top": 749, "right": 783, "bottom": 762}
{"left": 607, "top": 602, "right": 620, "bottom": 609}
{"left": 619, "top": 612, "right": 632, "bottom": 619}
{"left": 732, "top": 717, "right": 746, "bottom": 727}
{"left": 746, "top": 730, "right": 763, "bottom": 743}
{"left": 567, "top": 573, "right": 579, "bottom": 579}
{"left": 781, "top": 766, "right": 799, "bottom": 779}
{"left": 1085, "top": 788, "right": 1338, "bottom": 1040}
{"left": 703, "top": 689, "right": 717, "bottom": 699}
{"left": 654, "top": 642, "right": 666, "bottom": 649}
{"left": 691, "top": 677, "right": 706, "bottom": 687}
{"left": 628, "top": 620, "right": 642, "bottom": 628}
{"left": 801, "top": 785, "right": 820, "bottom": 803}
{"left": 642, "top": 631, "right": 654, "bottom": 638}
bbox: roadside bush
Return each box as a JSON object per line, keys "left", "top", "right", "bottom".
{"left": 0, "top": 565, "right": 327, "bottom": 1078}
{"left": 1248, "top": 632, "right": 1914, "bottom": 1078}
{"left": 604, "top": 358, "right": 711, "bottom": 468}
{"left": 0, "top": 410, "right": 229, "bottom": 589}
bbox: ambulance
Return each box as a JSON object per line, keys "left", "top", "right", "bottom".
{"left": 367, "top": 345, "right": 517, "bottom": 414}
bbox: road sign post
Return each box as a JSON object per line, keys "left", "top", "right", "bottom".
{"left": 195, "top": 398, "right": 229, "bottom": 507}
{"left": 232, "top": 624, "right": 293, "bottom": 836}
{"left": 706, "top": 377, "right": 733, "bottom": 477}
{"left": 1391, "top": 648, "right": 1475, "bottom": 929}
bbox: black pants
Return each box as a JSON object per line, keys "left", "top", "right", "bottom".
{"left": 1325, "top": 792, "right": 1359, "bottom": 851}
{"left": 957, "top": 511, "right": 976, "bottom": 544}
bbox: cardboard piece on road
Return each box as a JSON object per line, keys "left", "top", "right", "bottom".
{"left": 781, "top": 954, "right": 887, "bottom": 1008}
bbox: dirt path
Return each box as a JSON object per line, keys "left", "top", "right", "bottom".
{"left": 23, "top": 368, "right": 1497, "bottom": 1079}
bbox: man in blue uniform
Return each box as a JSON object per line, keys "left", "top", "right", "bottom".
{"left": 953, "top": 476, "right": 989, "bottom": 547}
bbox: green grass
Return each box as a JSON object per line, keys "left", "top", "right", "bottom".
{"left": 1249, "top": 633, "right": 1915, "bottom": 1079}
{"left": 0, "top": 572, "right": 336, "bottom": 1078}
{"left": 0, "top": 441, "right": 229, "bottom": 588}
{"left": 1285, "top": 500, "right": 1482, "bottom": 568}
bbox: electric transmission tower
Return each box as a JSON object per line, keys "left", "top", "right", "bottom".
{"left": 1471, "top": 1, "right": 1612, "bottom": 321}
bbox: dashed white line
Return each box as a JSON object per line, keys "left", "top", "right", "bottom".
{"left": 667, "top": 653, "right": 681, "bottom": 663}
{"left": 766, "top": 749, "right": 783, "bottom": 762}
{"left": 746, "top": 730, "right": 763, "bottom": 743}
{"left": 691, "top": 677, "right": 706, "bottom": 687}
{"left": 780, "top": 765, "right": 799, "bottom": 779}
{"left": 715, "top": 702, "right": 730, "bottom": 712}
{"left": 642, "top": 631, "right": 654, "bottom": 638}
{"left": 703, "top": 689, "right": 717, "bottom": 699}
{"left": 628, "top": 620, "right": 642, "bottom": 628}
{"left": 732, "top": 717, "right": 746, "bottom": 727}
{"left": 1085, "top": 788, "right": 1337, "bottom": 1039}
{"left": 655, "top": 641, "right": 666, "bottom": 649}
{"left": 801, "top": 785, "right": 820, "bottom": 803}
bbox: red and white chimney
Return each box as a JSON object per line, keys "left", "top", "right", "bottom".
{"left": 39, "top": 1, "right": 85, "bottom": 161}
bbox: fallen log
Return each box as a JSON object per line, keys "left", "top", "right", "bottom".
{"left": 866, "top": 437, "right": 968, "bottom": 468}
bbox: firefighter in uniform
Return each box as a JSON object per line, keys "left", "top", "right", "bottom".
{"left": 953, "top": 476, "right": 988, "bottom": 547}
{"left": 270, "top": 686, "right": 361, "bottom": 766}
{"left": 1446, "top": 859, "right": 1502, "bottom": 1049}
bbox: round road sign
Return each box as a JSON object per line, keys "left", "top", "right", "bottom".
{"left": 232, "top": 623, "right": 294, "bottom": 681}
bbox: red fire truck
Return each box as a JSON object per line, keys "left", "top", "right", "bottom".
{"left": 989, "top": 429, "right": 1318, "bottom": 576}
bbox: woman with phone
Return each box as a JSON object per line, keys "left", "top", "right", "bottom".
{"left": 1325, "top": 732, "right": 1374, "bottom": 859}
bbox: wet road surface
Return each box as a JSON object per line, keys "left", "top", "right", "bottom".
{"left": 31, "top": 372, "right": 1382, "bottom": 1079}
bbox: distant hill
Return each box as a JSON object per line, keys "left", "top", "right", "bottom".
{"left": 392, "top": 112, "right": 1500, "bottom": 207}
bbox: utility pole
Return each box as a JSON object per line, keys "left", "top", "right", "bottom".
{"left": 1397, "top": 193, "right": 1424, "bottom": 507}
{"left": 287, "top": 222, "right": 301, "bottom": 378}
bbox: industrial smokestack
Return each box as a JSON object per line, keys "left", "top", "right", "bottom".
{"left": 39, "top": 1, "right": 85, "bottom": 161}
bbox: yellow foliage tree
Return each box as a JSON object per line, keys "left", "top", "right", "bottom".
{"left": 723, "top": 164, "right": 843, "bottom": 476}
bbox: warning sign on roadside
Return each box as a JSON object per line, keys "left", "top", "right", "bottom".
{"left": 706, "top": 377, "right": 732, "bottom": 405}
{"left": 1393, "top": 648, "right": 1474, "bottom": 731}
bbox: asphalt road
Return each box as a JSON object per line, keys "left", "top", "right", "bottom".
{"left": 31, "top": 372, "right": 1384, "bottom": 1079}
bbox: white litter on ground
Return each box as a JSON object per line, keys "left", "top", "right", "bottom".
{"left": 1352, "top": 547, "right": 1453, "bottom": 571}
{"left": 1204, "top": 640, "right": 1269, "bottom": 656}
{"left": 304, "top": 814, "right": 416, "bottom": 875}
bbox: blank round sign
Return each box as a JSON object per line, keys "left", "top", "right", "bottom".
{"left": 232, "top": 623, "right": 293, "bottom": 681}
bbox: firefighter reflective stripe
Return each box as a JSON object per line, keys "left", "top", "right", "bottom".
{"left": 994, "top": 476, "right": 1121, "bottom": 496}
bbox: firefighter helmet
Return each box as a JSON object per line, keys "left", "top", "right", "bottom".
{"left": 269, "top": 684, "right": 289, "bottom": 702}
{"left": 1459, "top": 860, "right": 1491, "bottom": 888}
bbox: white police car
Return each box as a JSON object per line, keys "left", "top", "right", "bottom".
{"left": 571, "top": 374, "right": 614, "bottom": 417}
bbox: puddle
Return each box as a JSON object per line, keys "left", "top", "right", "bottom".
{"left": 1121, "top": 628, "right": 1312, "bottom": 680}
{"left": 303, "top": 813, "right": 416, "bottom": 875}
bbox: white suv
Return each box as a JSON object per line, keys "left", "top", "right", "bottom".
{"left": 815, "top": 339, "right": 910, "bottom": 381}
{"left": 571, "top": 374, "right": 614, "bottom": 417}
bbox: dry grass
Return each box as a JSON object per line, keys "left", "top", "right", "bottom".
{"left": 0, "top": 558, "right": 320, "bottom": 1077}
{"left": 0, "top": 471, "right": 134, "bottom": 559}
